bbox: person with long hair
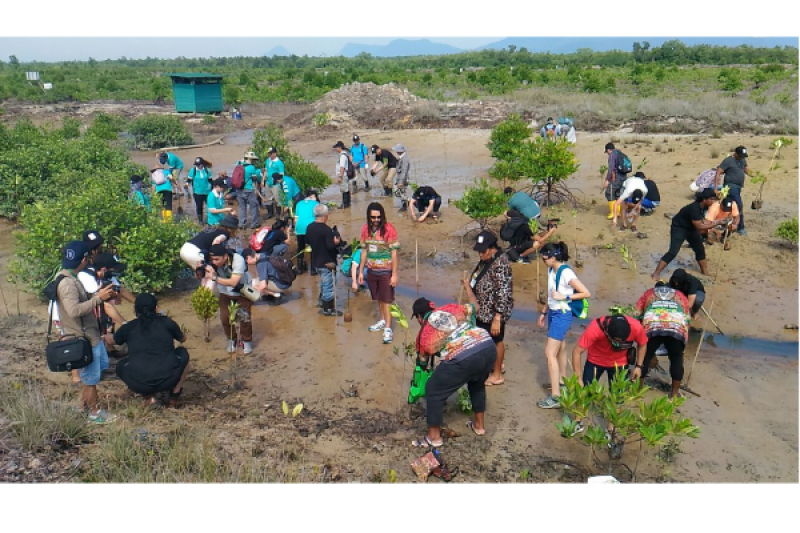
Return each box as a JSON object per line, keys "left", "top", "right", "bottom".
{"left": 358, "top": 202, "right": 400, "bottom": 344}
{"left": 537, "top": 242, "right": 591, "bottom": 409}
{"left": 114, "top": 294, "right": 190, "bottom": 407}
{"left": 462, "top": 230, "right": 513, "bottom": 386}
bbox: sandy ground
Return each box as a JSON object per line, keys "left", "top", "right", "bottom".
{"left": 1, "top": 122, "right": 798, "bottom": 482}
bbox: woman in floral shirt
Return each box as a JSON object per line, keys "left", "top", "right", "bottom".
{"left": 632, "top": 281, "right": 691, "bottom": 399}
{"left": 463, "top": 230, "right": 513, "bottom": 386}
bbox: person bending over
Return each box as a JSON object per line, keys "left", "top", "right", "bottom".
{"left": 409, "top": 185, "right": 442, "bottom": 223}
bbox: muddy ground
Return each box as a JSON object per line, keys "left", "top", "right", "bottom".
{"left": 1, "top": 110, "right": 798, "bottom": 483}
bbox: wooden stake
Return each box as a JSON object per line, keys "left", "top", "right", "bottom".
{"left": 536, "top": 256, "right": 541, "bottom": 311}
{"left": 700, "top": 306, "right": 724, "bottom": 336}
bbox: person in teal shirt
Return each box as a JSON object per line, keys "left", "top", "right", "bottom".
{"left": 188, "top": 157, "right": 213, "bottom": 225}
{"left": 237, "top": 151, "right": 262, "bottom": 229}
{"left": 293, "top": 189, "right": 320, "bottom": 274}
{"left": 504, "top": 187, "right": 541, "bottom": 221}
{"left": 264, "top": 147, "right": 285, "bottom": 219}
{"left": 151, "top": 167, "right": 174, "bottom": 221}
{"left": 207, "top": 178, "right": 234, "bottom": 226}
{"left": 274, "top": 174, "right": 302, "bottom": 223}
{"left": 158, "top": 151, "right": 187, "bottom": 198}
{"left": 129, "top": 175, "right": 150, "bottom": 210}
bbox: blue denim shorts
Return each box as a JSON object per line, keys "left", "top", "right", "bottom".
{"left": 547, "top": 309, "right": 573, "bottom": 341}
{"left": 79, "top": 342, "right": 110, "bottom": 386}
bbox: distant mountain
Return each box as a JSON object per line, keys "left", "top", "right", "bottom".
{"left": 267, "top": 46, "right": 292, "bottom": 57}
{"left": 478, "top": 37, "right": 799, "bottom": 54}
{"left": 340, "top": 39, "right": 463, "bottom": 58}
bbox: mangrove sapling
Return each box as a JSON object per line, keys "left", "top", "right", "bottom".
{"left": 454, "top": 179, "right": 507, "bottom": 230}
{"left": 190, "top": 286, "right": 219, "bottom": 342}
{"left": 556, "top": 370, "right": 700, "bottom": 480}
{"left": 227, "top": 300, "right": 241, "bottom": 367}
{"left": 752, "top": 137, "right": 793, "bottom": 210}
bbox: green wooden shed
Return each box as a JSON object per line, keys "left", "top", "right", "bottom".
{"left": 165, "top": 73, "right": 224, "bottom": 113}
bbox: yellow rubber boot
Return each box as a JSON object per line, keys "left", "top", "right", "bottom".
{"left": 607, "top": 201, "right": 615, "bottom": 220}
{"left": 163, "top": 209, "right": 173, "bottom": 222}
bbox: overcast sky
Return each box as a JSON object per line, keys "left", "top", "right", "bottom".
{"left": 0, "top": 38, "right": 500, "bottom": 62}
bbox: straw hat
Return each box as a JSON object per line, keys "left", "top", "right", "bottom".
{"left": 243, "top": 151, "right": 259, "bottom": 161}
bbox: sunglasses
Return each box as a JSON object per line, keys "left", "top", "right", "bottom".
{"left": 370, "top": 215, "right": 382, "bottom": 220}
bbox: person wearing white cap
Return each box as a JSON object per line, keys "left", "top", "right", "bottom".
{"left": 351, "top": 134, "right": 370, "bottom": 192}
{"left": 393, "top": 144, "right": 411, "bottom": 211}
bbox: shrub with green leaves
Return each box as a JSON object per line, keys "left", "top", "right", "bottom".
{"left": 488, "top": 114, "right": 532, "bottom": 184}
{"left": 252, "top": 124, "right": 330, "bottom": 193}
{"left": 12, "top": 169, "right": 196, "bottom": 294}
{"left": 128, "top": 114, "right": 192, "bottom": 150}
{"left": 775, "top": 217, "right": 798, "bottom": 243}
{"left": 556, "top": 370, "right": 700, "bottom": 479}
{"left": 0, "top": 119, "right": 139, "bottom": 218}
{"left": 454, "top": 179, "right": 507, "bottom": 229}
{"left": 86, "top": 112, "right": 128, "bottom": 141}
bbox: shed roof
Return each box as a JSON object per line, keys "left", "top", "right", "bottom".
{"left": 165, "top": 73, "right": 224, "bottom": 79}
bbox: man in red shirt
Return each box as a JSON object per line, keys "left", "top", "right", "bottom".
{"left": 572, "top": 314, "right": 647, "bottom": 386}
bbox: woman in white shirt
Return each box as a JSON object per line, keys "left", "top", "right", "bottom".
{"left": 536, "top": 242, "right": 591, "bottom": 409}
{"left": 613, "top": 172, "right": 649, "bottom": 232}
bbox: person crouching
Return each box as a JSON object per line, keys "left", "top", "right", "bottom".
{"left": 206, "top": 244, "right": 254, "bottom": 354}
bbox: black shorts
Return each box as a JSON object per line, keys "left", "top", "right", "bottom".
{"left": 116, "top": 347, "right": 189, "bottom": 396}
{"left": 476, "top": 319, "right": 506, "bottom": 343}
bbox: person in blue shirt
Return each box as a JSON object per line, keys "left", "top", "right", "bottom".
{"left": 263, "top": 147, "right": 285, "bottom": 220}
{"left": 294, "top": 189, "right": 320, "bottom": 275}
{"left": 273, "top": 173, "right": 303, "bottom": 224}
{"left": 207, "top": 178, "right": 234, "bottom": 227}
{"left": 237, "top": 151, "right": 263, "bottom": 230}
{"left": 188, "top": 157, "right": 214, "bottom": 225}
{"left": 158, "top": 151, "right": 187, "bottom": 198}
{"left": 503, "top": 187, "right": 541, "bottom": 221}
{"left": 351, "top": 134, "right": 370, "bottom": 192}
{"left": 129, "top": 175, "right": 150, "bottom": 211}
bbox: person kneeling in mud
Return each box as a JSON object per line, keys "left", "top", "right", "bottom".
{"left": 501, "top": 209, "right": 556, "bottom": 264}
{"left": 410, "top": 298, "right": 497, "bottom": 448}
{"left": 114, "top": 294, "right": 190, "bottom": 408}
{"left": 242, "top": 248, "right": 291, "bottom": 305}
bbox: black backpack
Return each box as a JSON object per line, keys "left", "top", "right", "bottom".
{"left": 343, "top": 151, "right": 356, "bottom": 179}
{"left": 42, "top": 275, "right": 66, "bottom": 302}
{"left": 268, "top": 256, "right": 297, "bottom": 287}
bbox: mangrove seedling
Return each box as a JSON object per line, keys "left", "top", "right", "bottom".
{"left": 190, "top": 286, "right": 219, "bottom": 342}
{"left": 457, "top": 386, "right": 473, "bottom": 414}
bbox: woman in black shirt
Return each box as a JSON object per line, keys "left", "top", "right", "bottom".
{"left": 114, "top": 294, "right": 190, "bottom": 406}
{"left": 651, "top": 189, "right": 728, "bottom": 280}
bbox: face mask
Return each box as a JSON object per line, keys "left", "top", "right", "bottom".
{"left": 607, "top": 336, "right": 634, "bottom": 351}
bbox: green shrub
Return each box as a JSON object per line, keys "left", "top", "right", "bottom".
{"left": 86, "top": 112, "right": 127, "bottom": 141}
{"left": 454, "top": 179, "right": 507, "bottom": 229}
{"left": 252, "top": 124, "right": 330, "bottom": 193}
{"left": 60, "top": 117, "right": 82, "bottom": 139}
{"left": 202, "top": 114, "right": 217, "bottom": 126}
{"left": 776, "top": 217, "right": 798, "bottom": 243}
{"left": 312, "top": 113, "right": 330, "bottom": 126}
{"left": 12, "top": 170, "right": 196, "bottom": 294}
{"left": 128, "top": 115, "right": 192, "bottom": 150}
{"left": 487, "top": 114, "right": 532, "bottom": 183}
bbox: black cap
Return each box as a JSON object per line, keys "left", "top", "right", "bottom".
{"left": 721, "top": 197, "right": 735, "bottom": 212}
{"left": 93, "top": 252, "right": 126, "bottom": 273}
{"left": 82, "top": 230, "right": 104, "bottom": 250}
{"left": 606, "top": 315, "right": 631, "bottom": 340}
{"left": 209, "top": 244, "right": 228, "bottom": 256}
{"left": 371, "top": 144, "right": 379, "bottom": 154}
{"left": 353, "top": 134, "right": 360, "bottom": 141}
{"left": 130, "top": 175, "right": 143, "bottom": 184}
{"left": 333, "top": 141, "right": 345, "bottom": 149}
{"left": 212, "top": 177, "right": 228, "bottom": 188}
{"left": 547, "top": 117, "right": 553, "bottom": 123}
{"left": 412, "top": 298, "right": 436, "bottom": 319}
{"left": 62, "top": 241, "right": 90, "bottom": 269}
{"left": 605, "top": 142, "right": 615, "bottom": 152}
{"left": 696, "top": 188, "right": 717, "bottom": 201}
{"left": 734, "top": 146, "right": 748, "bottom": 158}
{"left": 634, "top": 171, "right": 646, "bottom": 179}
{"left": 194, "top": 157, "right": 203, "bottom": 165}
{"left": 473, "top": 230, "right": 498, "bottom": 253}
{"left": 630, "top": 190, "right": 644, "bottom": 203}
{"left": 272, "top": 172, "right": 283, "bottom": 181}
{"left": 268, "top": 146, "right": 277, "bottom": 154}
{"left": 220, "top": 214, "right": 239, "bottom": 229}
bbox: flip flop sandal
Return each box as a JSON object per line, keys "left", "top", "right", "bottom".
{"left": 411, "top": 436, "right": 442, "bottom": 448}
{"left": 465, "top": 420, "right": 485, "bottom": 436}
{"left": 484, "top": 379, "right": 504, "bottom": 386}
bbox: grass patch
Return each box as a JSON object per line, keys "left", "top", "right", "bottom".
{"left": 0, "top": 382, "right": 91, "bottom": 452}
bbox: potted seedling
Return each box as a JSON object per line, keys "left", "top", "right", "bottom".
{"left": 190, "top": 286, "right": 219, "bottom": 342}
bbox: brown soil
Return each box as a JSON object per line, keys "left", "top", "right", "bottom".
{"left": 0, "top": 108, "right": 797, "bottom": 482}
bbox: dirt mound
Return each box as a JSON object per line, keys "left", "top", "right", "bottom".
{"left": 288, "top": 83, "right": 528, "bottom": 131}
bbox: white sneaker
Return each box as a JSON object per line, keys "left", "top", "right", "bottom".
{"left": 383, "top": 328, "right": 393, "bottom": 344}
{"left": 226, "top": 340, "right": 236, "bottom": 353}
{"left": 243, "top": 342, "right": 253, "bottom": 354}
{"left": 369, "top": 320, "right": 387, "bottom": 332}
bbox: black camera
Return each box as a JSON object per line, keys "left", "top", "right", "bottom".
{"left": 99, "top": 271, "right": 120, "bottom": 292}
{"left": 331, "top": 225, "right": 341, "bottom": 239}
{"left": 546, "top": 218, "right": 562, "bottom": 230}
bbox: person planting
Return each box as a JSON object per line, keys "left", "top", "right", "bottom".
{"left": 504, "top": 186, "right": 541, "bottom": 222}
{"left": 242, "top": 248, "right": 291, "bottom": 305}
{"left": 205, "top": 244, "right": 254, "bottom": 354}
{"left": 158, "top": 150, "right": 187, "bottom": 199}
{"left": 409, "top": 185, "right": 442, "bottom": 223}
{"left": 713, "top": 146, "right": 754, "bottom": 236}
{"left": 705, "top": 196, "right": 739, "bottom": 250}
{"left": 294, "top": 189, "right": 320, "bottom": 275}
{"left": 369, "top": 145, "right": 398, "bottom": 197}
{"left": 668, "top": 268, "right": 706, "bottom": 324}
{"left": 613, "top": 171, "right": 649, "bottom": 232}
{"left": 572, "top": 314, "right": 647, "bottom": 387}
{"left": 500, "top": 209, "right": 556, "bottom": 264}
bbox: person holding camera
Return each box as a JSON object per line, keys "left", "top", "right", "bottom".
{"left": 306, "top": 204, "right": 342, "bottom": 317}
{"left": 500, "top": 210, "right": 557, "bottom": 264}
{"left": 205, "top": 244, "right": 254, "bottom": 354}
{"left": 114, "top": 294, "right": 190, "bottom": 408}
{"left": 79, "top": 253, "right": 135, "bottom": 332}
{"left": 54, "top": 241, "right": 118, "bottom": 424}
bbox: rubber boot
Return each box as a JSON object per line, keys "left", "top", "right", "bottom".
{"left": 607, "top": 201, "right": 615, "bottom": 220}
{"left": 383, "top": 187, "right": 392, "bottom": 197}
{"left": 342, "top": 192, "right": 351, "bottom": 208}
{"left": 163, "top": 209, "right": 173, "bottom": 222}
{"left": 296, "top": 255, "right": 306, "bottom": 275}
